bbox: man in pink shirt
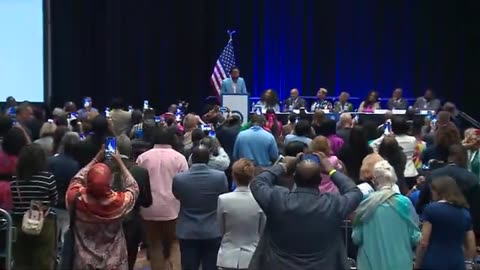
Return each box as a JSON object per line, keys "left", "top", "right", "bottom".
{"left": 137, "top": 127, "right": 188, "bottom": 270}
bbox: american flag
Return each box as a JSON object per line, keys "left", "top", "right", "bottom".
{"left": 210, "top": 39, "right": 236, "bottom": 97}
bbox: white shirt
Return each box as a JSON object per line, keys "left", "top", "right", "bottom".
{"left": 370, "top": 134, "right": 419, "bottom": 178}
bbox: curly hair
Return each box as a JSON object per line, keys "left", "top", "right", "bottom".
{"left": 260, "top": 89, "right": 279, "bottom": 107}
{"left": 435, "top": 123, "right": 461, "bottom": 149}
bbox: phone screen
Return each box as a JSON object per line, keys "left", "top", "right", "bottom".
{"left": 274, "top": 155, "right": 286, "bottom": 165}
{"left": 154, "top": 116, "right": 160, "bottom": 124}
{"left": 83, "top": 98, "right": 91, "bottom": 108}
{"left": 208, "top": 130, "right": 216, "bottom": 137}
{"left": 143, "top": 100, "right": 149, "bottom": 110}
{"left": 105, "top": 137, "right": 116, "bottom": 159}
{"left": 300, "top": 154, "right": 320, "bottom": 164}
{"left": 201, "top": 124, "right": 212, "bottom": 132}
{"left": 128, "top": 106, "right": 133, "bottom": 113}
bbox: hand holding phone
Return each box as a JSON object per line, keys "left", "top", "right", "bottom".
{"left": 105, "top": 137, "right": 116, "bottom": 159}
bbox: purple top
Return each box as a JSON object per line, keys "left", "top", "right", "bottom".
{"left": 328, "top": 135, "right": 345, "bottom": 156}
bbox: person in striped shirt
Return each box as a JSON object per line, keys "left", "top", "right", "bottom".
{"left": 10, "top": 143, "right": 58, "bottom": 270}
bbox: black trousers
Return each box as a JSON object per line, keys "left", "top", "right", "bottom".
{"left": 123, "top": 216, "right": 144, "bottom": 270}
{"left": 179, "top": 238, "right": 221, "bottom": 270}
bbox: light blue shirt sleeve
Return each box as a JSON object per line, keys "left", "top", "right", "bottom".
{"left": 269, "top": 136, "right": 279, "bottom": 161}
{"left": 233, "top": 136, "right": 240, "bottom": 161}
{"left": 220, "top": 79, "right": 228, "bottom": 93}
{"left": 240, "top": 78, "right": 247, "bottom": 94}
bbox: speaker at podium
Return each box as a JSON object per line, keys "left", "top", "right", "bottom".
{"left": 221, "top": 93, "right": 250, "bottom": 125}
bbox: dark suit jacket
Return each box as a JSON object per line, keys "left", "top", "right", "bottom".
{"left": 416, "top": 164, "right": 478, "bottom": 215}
{"left": 284, "top": 97, "right": 307, "bottom": 111}
{"left": 47, "top": 154, "right": 80, "bottom": 209}
{"left": 173, "top": 163, "right": 229, "bottom": 239}
{"left": 216, "top": 124, "right": 241, "bottom": 160}
{"left": 387, "top": 98, "right": 408, "bottom": 110}
{"left": 108, "top": 158, "right": 152, "bottom": 210}
{"left": 249, "top": 165, "right": 362, "bottom": 270}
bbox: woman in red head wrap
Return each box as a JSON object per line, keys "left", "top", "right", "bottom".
{"left": 65, "top": 145, "right": 139, "bottom": 270}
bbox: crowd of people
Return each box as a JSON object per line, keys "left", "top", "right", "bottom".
{"left": 0, "top": 93, "right": 478, "bottom": 270}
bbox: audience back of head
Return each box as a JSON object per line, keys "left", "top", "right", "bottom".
{"left": 294, "top": 120, "right": 311, "bottom": 137}
{"left": 284, "top": 141, "right": 308, "bottom": 157}
{"left": 2, "top": 127, "right": 28, "bottom": 156}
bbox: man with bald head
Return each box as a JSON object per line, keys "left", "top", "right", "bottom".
{"left": 284, "top": 88, "right": 307, "bottom": 112}
{"left": 249, "top": 152, "right": 362, "bottom": 270}
{"left": 173, "top": 145, "right": 228, "bottom": 270}
{"left": 337, "top": 113, "right": 353, "bottom": 143}
{"left": 334, "top": 92, "right": 354, "bottom": 112}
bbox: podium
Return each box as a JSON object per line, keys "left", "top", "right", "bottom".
{"left": 221, "top": 94, "right": 249, "bottom": 125}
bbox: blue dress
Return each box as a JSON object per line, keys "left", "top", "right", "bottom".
{"left": 421, "top": 202, "right": 472, "bottom": 270}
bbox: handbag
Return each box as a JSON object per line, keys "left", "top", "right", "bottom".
{"left": 59, "top": 193, "right": 81, "bottom": 270}
{"left": 15, "top": 182, "right": 48, "bottom": 236}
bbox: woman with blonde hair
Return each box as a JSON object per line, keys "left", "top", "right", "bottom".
{"left": 34, "top": 120, "right": 57, "bottom": 155}
{"left": 310, "top": 136, "right": 344, "bottom": 193}
{"left": 414, "top": 176, "right": 476, "bottom": 270}
{"left": 353, "top": 160, "right": 421, "bottom": 270}
{"left": 217, "top": 159, "right": 265, "bottom": 270}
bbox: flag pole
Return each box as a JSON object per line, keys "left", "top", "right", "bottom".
{"left": 227, "top": 30, "right": 236, "bottom": 42}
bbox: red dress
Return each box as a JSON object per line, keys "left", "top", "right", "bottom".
{"left": 0, "top": 151, "right": 17, "bottom": 211}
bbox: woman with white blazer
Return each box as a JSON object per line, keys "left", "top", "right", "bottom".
{"left": 217, "top": 159, "right": 266, "bottom": 270}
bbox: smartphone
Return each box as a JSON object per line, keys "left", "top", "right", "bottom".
{"left": 300, "top": 153, "right": 321, "bottom": 164}
{"left": 143, "top": 100, "right": 149, "bottom": 111}
{"left": 154, "top": 116, "right": 160, "bottom": 124}
{"left": 201, "top": 124, "right": 212, "bottom": 132}
{"left": 105, "top": 137, "right": 116, "bottom": 159}
{"left": 68, "top": 112, "right": 78, "bottom": 120}
{"left": 422, "top": 164, "right": 430, "bottom": 171}
{"left": 274, "top": 155, "right": 286, "bottom": 165}
{"left": 384, "top": 120, "right": 392, "bottom": 135}
{"left": 255, "top": 106, "right": 262, "bottom": 115}
{"left": 105, "top": 107, "right": 111, "bottom": 118}
{"left": 128, "top": 106, "right": 133, "bottom": 113}
{"left": 208, "top": 130, "right": 216, "bottom": 138}
{"left": 83, "top": 98, "right": 91, "bottom": 108}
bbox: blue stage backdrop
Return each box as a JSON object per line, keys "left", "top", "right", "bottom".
{"left": 51, "top": 0, "right": 479, "bottom": 117}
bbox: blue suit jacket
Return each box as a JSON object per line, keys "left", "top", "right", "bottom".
{"left": 172, "top": 163, "right": 229, "bottom": 239}
{"left": 221, "top": 77, "right": 247, "bottom": 94}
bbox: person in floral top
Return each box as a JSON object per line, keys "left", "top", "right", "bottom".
{"left": 66, "top": 146, "right": 139, "bottom": 270}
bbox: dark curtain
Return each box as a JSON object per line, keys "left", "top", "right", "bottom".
{"left": 51, "top": 0, "right": 480, "bottom": 117}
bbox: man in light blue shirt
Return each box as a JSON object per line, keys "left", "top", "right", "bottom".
{"left": 220, "top": 67, "right": 247, "bottom": 94}
{"left": 284, "top": 120, "right": 313, "bottom": 146}
{"left": 233, "top": 115, "right": 278, "bottom": 166}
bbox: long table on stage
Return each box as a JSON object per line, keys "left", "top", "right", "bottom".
{"left": 250, "top": 111, "right": 428, "bottom": 126}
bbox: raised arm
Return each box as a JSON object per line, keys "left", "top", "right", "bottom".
{"left": 250, "top": 165, "right": 285, "bottom": 213}
{"left": 330, "top": 171, "right": 363, "bottom": 218}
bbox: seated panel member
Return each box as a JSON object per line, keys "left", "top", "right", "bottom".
{"left": 255, "top": 89, "right": 280, "bottom": 112}
{"left": 310, "top": 88, "right": 333, "bottom": 112}
{"left": 358, "top": 90, "right": 381, "bottom": 113}
{"left": 413, "top": 88, "right": 441, "bottom": 111}
{"left": 333, "top": 92, "right": 354, "bottom": 112}
{"left": 283, "top": 88, "right": 307, "bottom": 112}
{"left": 388, "top": 88, "right": 408, "bottom": 110}
{"left": 220, "top": 66, "right": 248, "bottom": 94}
